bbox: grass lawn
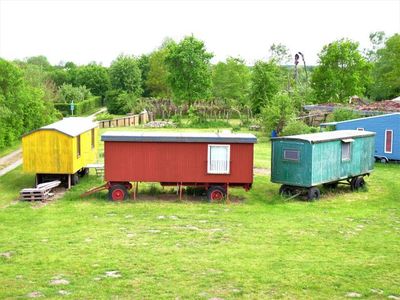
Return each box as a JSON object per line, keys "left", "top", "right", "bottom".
{"left": 0, "top": 127, "right": 399, "bottom": 299}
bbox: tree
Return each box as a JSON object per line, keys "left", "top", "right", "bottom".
{"left": 146, "top": 46, "right": 172, "bottom": 98}
{"left": 212, "top": 57, "right": 251, "bottom": 106}
{"left": 311, "top": 39, "right": 371, "bottom": 103}
{"left": 261, "top": 92, "right": 296, "bottom": 134}
{"left": 269, "top": 43, "right": 291, "bottom": 65}
{"left": 75, "top": 63, "right": 110, "bottom": 98}
{"left": 369, "top": 34, "right": 400, "bottom": 100}
{"left": 138, "top": 54, "right": 151, "bottom": 97}
{"left": 364, "top": 31, "right": 386, "bottom": 62}
{"left": 0, "top": 59, "right": 58, "bottom": 149}
{"left": 25, "top": 55, "right": 52, "bottom": 71}
{"left": 109, "top": 55, "right": 142, "bottom": 95}
{"left": 165, "top": 35, "right": 213, "bottom": 106}
{"left": 105, "top": 90, "right": 137, "bottom": 114}
{"left": 249, "top": 60, "right": 281, "bottom": 114}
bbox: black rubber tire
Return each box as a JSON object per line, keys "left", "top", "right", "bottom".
{"left": 78, "top": 167, "right": 89, "bottom": 177}
{"left": 351, "top": 176, "right": 365, "bottom": 191}
{"left": 72, "top": 174, "right": 79, "bottom": 185}
{"left": 279, "top": 185, "right": 293, "bottom": 197}
{"left": 380, "top": 158, "right": 387, "bottom": 164}
{"left": 207, "top": 186, "right": 226, "bottom": 202}
{"left": 108, "top": 184, "right": 129, "bottom": 201}
{"left": 307, "top": 187, "right": 320, "bottom": 201}
{"left": 323, "top": 182, "right": 338, "bottom": 190}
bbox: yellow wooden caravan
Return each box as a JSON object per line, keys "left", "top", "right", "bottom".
{"left": 22, "top": 117, "right": 98, "bottom": 187}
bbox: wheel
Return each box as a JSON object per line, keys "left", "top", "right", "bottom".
{"left": 72, "top": 174, "right": 79, "bottom": 185}
{"left": 279, "top": 185, "right": 293, "bottom": 197}
{"left": 207, "top": 186, "right": 226, "bottom": 202}
{"left": 323, "top": 182, "right": 338, "bottom": 189}
{"left": 351, "top": 176, "right": 365, "bottom": 191}
{"left": 108, "top": 184, "right": 128, "bottom": 201}
{"left": 78, "top": 167, "right": 89, "bottom": 177}
{"left": 380, "top": 158, "right": 387, "bottom": 164}
{"left": 307, "top": 187, "right": 320, "bottom": 201}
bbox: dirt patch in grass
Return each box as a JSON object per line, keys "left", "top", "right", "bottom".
{"left": 31, "top": 187, "right": 67, "bottom": 209}
{"left": 253, "top": 167, "right": 270, "bottom": 175}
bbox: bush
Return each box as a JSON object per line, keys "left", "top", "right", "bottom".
{"left": 95, "top": 112, "right": 114, "bottom": 121}
{"left": 54, "top": 96, "right": 102, "bottom": 116}
{"left": 281, "top": 119, "right": 313, "bottom": 136}
{"left": 332, "top": 108, "right": 359, "bottom": 122}
{"left": 106, "top": 90, "right": 138, "bottom": 115}
{"left": 57, "top": 84, "right": 92, "bottom": 103}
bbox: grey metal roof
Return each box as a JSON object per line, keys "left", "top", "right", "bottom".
{"left": 101, "top": 131, "right": 257, "bottom": 143}
{"left": 272, "top": 130, "right": 375, "bottom": 143}
{"left": 320, "top": 112, "right": 400, "bottom": 127}
{"left": 24, "top": 117, "right": 97, "bottom": 137}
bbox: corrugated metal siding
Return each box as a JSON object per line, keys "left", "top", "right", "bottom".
{"left": 271, "top": 140, "right": 312, "bottom": 186}
{"left": 336, "top": 114, "right": 400, "bottom": 160}
{"left": 271, "top": 135, "right": 375, "bottom": 187}
{"left": 72, "top": 127, "right": 98, "bottom": 173}
{"left": 22, "top": 127, "right": 98, "bottom": 174}
{"left": 104, "top": 142, "right": 254, "bottom": 184}
{"left": 23, "top": 131, "right": 73, "bottom": 174}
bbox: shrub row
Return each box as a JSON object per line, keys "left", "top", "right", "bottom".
{"left": 54, "top": 96, "right": 102, "bottom": 116}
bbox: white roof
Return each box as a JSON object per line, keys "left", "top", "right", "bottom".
{"left": 272, "top": 130, "right": 375, "bottom": 143}
{"left": 101, "top": 131, "right": 257, "bottom": 143}
{"left": 26, "top": 117, "right": 97, "bottom": 137}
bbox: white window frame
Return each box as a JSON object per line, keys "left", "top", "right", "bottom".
{"left": 283, "top": 149, "right": 300, "bottom": 162}
{"left": 357, "top": 128, "right": 364, "bottom": 131}
{"left": 384, "top": 129, "right": 393, "bottom": 154}
{"left": 207, "top": 144, "right": 230, "bottom": 174}
{"left": 341, "top": 142, "right": 351, "bottom": 161}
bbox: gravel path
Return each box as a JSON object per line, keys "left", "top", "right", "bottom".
{"left": 0, "top": 149, "right": 22, "bottom": 177}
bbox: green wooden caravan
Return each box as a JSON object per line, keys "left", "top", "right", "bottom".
{"left": 271, "top": 130, "right": 375, "bottom": 200}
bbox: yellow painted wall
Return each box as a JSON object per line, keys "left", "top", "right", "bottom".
{"left": 72, "top": 128, "right": 98, "bottom": 173}
{"left": 22, "top": 128, "right": 98, "bottom": 174}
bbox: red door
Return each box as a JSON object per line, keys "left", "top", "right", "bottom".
{"left": 385, "top": 130, "right": 393, "bottom": 153}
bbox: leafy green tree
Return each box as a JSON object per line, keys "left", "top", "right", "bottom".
{"left": 58, "top": 84, "right": 92, "bottom": 103}
{"left": 138, "top": 54, "right": 151, "bottom": 97}
{"left": 25, "top": 55, "right": 52, "bottom": 71}
{"left": 311, "top": 39, "right": 371, "bottom": 103}
{"left": 249, "top": 60, "right": 281, "bottom": 114}
{"left": 165, "top": 35, "right": 213, "bottom": 106}
{"left": 369, "top": 34, "right": 400, "bottom": 100}
{"left": 75, "top": 63, "right": 110, "bottom": 98}
{"left": 105, "top": 90, "right": 137, "bottom": 114}
{"left": 212, "top": 57, "right": 251, "bottom": 106}
{"left": 269, "top": 43, "right": 291, "bottom": 65}
{"left": 146, "top": 46, "right": 171, "bottom": 98}
{"left": 261, "top": 92, "right": 296, "bottom": 134}
{"left": 109, "top": 55, "right": 142, "bottom": 95}
{"left": 365, "top": 31, "right": 386, "bottom": 62}
{"left": 0, "top": 59, "right": 58, "bottom": 149}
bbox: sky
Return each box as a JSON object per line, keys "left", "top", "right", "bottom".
{"left": 0, "top": 0, "right": 399, "bottom": 66}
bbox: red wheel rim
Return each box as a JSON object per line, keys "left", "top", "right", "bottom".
{"left": 112, "top": 189, "right": 125, "bottom": 201}
{"left": 211, "top": 190, "right": 224, "bottom": 201}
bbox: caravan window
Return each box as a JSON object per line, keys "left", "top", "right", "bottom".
{"left": 385, "top": 130, "right": 393, "bottom": 153}
{"left": 341, "top": 142, "right": 351, "bottom": 161}
{"left": 207, "top": 145, "right": 230, "bottom": 174}
{"left": 283, "top": 149, "right": 300, "bottom": 161}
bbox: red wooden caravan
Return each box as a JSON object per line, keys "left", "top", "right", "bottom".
{"left": 101, "top": 132, "right": 257, "bottom": 201}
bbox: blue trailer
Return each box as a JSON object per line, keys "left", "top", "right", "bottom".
{"left": 321, "top": 113, "right": 400, "bottom": 162}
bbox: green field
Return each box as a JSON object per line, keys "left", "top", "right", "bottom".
{"left": 0, "top": 127, "right": 399, "bottom": 299}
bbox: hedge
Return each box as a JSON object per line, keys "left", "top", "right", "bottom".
{"left": 54, "top": 96, "right": 102, "bottom": 116}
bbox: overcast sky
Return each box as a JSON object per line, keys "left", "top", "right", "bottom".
{"left": 0, "top": 0, "right": 399, "bottom": 66}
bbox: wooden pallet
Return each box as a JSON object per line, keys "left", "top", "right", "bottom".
{"left": 20, "top": 180, "right": 61, "bottom": 201}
